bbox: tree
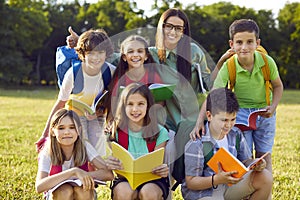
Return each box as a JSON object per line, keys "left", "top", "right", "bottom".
{"left": 277, "top": 2, "right": 300, "bottom": 88}
{"left": 0, "top": 0, "right": 51, "bottom": 84}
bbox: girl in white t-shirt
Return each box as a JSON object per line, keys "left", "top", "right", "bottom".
{"left": 35, "top": 109, "right": 113, "bottom": 200}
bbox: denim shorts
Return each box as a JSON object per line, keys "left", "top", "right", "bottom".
{"left": 236, "top": 108, "right": 276, "bottom": 153}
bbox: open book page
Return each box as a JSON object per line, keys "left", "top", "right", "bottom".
{"left": 48, "top": 179, "right": 106, "bottom": 193}
{"left": 66, "top": 90, "right": 108, "bottom": 115}
{"left": 111, "top": 142, "right": 165, "bottom": 190}
{"left": 247, "top": 152, "right": 270, "bottom": 170}
{"left": 207, "top": 147, "right": 248, "bottom": 179}
{"left": 119, "top": 84, "right": 176, "bottom": 102}
{"left": 235, "top": 109, "right": 267, "bottom": 131}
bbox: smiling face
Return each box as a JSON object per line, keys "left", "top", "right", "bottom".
{"left": 122, "top": 40, "right": 148, "bottom": 70}
{"left": 163, "top": 16, "right": 185, "bottom": 50}
{"left": 229, "top": 31, "right": 260, "bottom": 61}
{"left": 84, "top": 50, "right": 106, "bottom": 71}
{"left": 52, "top": 116, "right": 79, "bottom": 147}
{"left": 207, "top": 111, "right": 237, "bottom": 140}
{"left": 125, "top": 92, "right": 147, "bottom": 127}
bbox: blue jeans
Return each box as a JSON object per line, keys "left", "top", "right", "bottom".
{"left": 236, "top": 108, "right": 276, "bottom": 154}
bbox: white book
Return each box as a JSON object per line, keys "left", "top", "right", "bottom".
{"left": 48, "top": 179, "right": 106, "bottom": 193}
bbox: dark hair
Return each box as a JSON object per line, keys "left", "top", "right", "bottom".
{"left": 156, "top": 8, "right": 192, "bottom": 81}
{"left": 114, "top": 35, "right": 155, "bottom": 84}
{"left": 206, "top": 88, "right": 239, "bottom": 115}
{"left": 75, "top": 29, "right": 114, "bottom": 61}
{"left": 114, "top": 83, "right": 159, "bottom": 142}
{"left": 229, "top": 19, "right": 260, "bottom": 40}
{"left": 104, "top": 35, "right": 157, "bottom": 120}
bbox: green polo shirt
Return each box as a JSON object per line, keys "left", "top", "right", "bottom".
{"left": 214, "top": 51, "right": 279, "bottom": 108}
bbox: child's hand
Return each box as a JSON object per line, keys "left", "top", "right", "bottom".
{"left": 152, "top": 164, "right": 169, "bottom": 178}
{"left": 105, "top": 156, "right": 123, "bottom": 170}
{"left": 220, "top": 49, "right": 235, "bottom": 62}
{"left": 190, "top": 118, "right": 205, "bottom": 140}
{"left": 260, "top": 105, "right": 276, "bottom": 118}
{"left": 84, "top": 111, "right": 97, "bottom": 120}
{"left": 252, "top": 158, "right": 266, "bottom": 172}
{"left": 74, "top": 168, "right": 95, "bottom": 191}
{"left": 104, "top": 120, "right": 114, "bottom": 135}
{"left": 215, "top": 162, "right": 241, "bottom": 185}
{"left": 35, "top": 136, "right": 47, "bottom": 153}
{"left": 66, "top": 26, "right": 79, "bottom": 48}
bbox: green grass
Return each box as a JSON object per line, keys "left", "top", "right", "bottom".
{"left": 0, "top": 88, "right": 299, "bottom": 199}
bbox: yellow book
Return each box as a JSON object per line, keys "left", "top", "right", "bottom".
{"left": 111, "top": 142, "right": 164, "bottom": 190}
{"left": 207, "top": 147, "right": 270, "bottom": 179}
{"left": 66, "top": 90, "right": 108, "bottom": 115}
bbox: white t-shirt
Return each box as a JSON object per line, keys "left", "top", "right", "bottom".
{"left": 38, "top": 141, "right": 99, "bottom": 173}
{"left": 58, "top": 62, "right": 115, "bottom": 106}
{"left": 216, "top": 135, "right": 229, "bottom": 151}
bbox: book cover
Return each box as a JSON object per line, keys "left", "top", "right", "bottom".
{"left": 119, "top": 83, "right": 176, "bottom": 102}
{"left": 48, "top": 179, "right": 106, "bottom": 193}
{"left": 207, "top": 147, "right": 270, "bottom": 180}
{"left": 235, "top": 109, "right": 267, "bottom": 131}
{"left": 66, "top": 90, "right": 108, "bottom": 115}
{"left": 110, "top": 142, "right": 165, "bottom": 190}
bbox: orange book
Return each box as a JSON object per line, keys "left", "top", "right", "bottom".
{"left": 207, "top": 147, "right": 269, "bottom": 178}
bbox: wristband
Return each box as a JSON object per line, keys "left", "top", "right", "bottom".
{"left": 212, "top": 174, "right": 218, "bottom": 189}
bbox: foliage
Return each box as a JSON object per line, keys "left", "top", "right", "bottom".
{"left": 0, "top": 0, "right": 300, "bottom": 88}
{"left": 0, "top": 0, "right": 51, "bottom": 84}
{"left": 0, "top": 88, "right": 299, "bottom": 199}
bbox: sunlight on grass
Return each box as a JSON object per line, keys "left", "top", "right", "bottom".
{"left": 0, "top": 88, "right": 299, "bottom": 199}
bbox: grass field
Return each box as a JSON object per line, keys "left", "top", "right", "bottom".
{"left": 0, "top": 88, "right": 299, "bottom": 199}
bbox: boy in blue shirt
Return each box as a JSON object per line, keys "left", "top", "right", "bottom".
{"left": 182, "top": 88, "right": 272, "bottom": 200}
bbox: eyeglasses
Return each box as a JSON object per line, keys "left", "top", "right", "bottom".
{"left": 163, "top": 23, "right": 185, "bottom": 33}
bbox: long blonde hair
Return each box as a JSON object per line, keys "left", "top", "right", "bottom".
{"left": 48, "top": 109, "right": 88, "bottom": 166}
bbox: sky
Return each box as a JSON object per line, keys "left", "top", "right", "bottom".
{"left": 82, "top": 0, "right": 299, "bottom": 18}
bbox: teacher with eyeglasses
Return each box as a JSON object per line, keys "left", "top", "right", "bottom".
{"left": 148, "top": 8, "right": 221, "bottom": 188}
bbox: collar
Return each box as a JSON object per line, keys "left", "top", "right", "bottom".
{"left": 166, "top": 48, "right": 177, "bottom": 58}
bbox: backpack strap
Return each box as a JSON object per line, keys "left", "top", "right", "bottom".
{"left": 118, "top": 128, "right": 156, "bottom": 152}
{"left": 203, "top": 141, "right": 214, "bottom": 169}
{"left": 260, "top": 53, "right": 272, "bottom": 106}
{"left": 49, "top": 161, "right": 89, "bottom": 176}
{"left": 71, "top": 60, "right": 84, "bottom": 94}
{"left": 101, "top": 62, "right": 112, "bottom": 90}
{"left": 227, "top": 56, "right": 236, "bottom": 91}
{"left": 226, "top": 53, "right": 272, "bottom": 105}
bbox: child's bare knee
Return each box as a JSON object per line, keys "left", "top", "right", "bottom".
{"left": 139, "top": 184, "right": 162, "bottom": 200}
{"left": 52, "top": 184, "right": 73, "bottom": 199}
{"left": 73, "top": 186, "right": 94, "bottom": 200}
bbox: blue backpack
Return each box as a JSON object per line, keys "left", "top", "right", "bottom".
{"left": 55, "top": 46, "right": 112, "bottom": 93}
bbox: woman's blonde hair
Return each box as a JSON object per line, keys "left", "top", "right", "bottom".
{"left": 48, "top": 109, "right": 88, "bottom": 166}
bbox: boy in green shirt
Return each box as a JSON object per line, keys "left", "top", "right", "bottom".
{"left": 192, "top": 19, "right": 283, "bottom": 174}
